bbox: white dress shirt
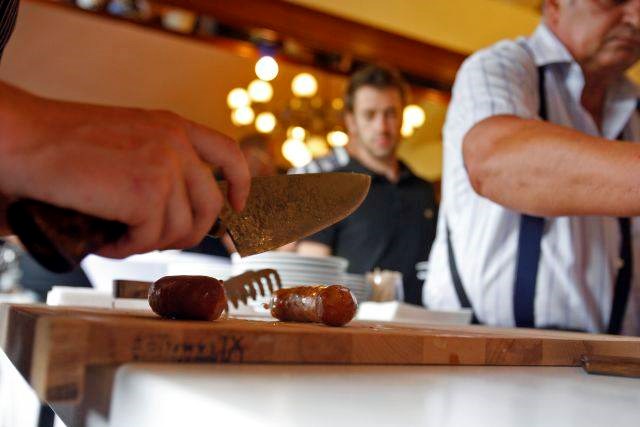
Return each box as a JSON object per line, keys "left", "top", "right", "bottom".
{"left": 424, "top": 23, "right": 640, "bottom": 335}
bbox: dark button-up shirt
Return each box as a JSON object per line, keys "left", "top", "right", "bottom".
{"left": 304, "top": 158, "right": 438, "bottom": 305}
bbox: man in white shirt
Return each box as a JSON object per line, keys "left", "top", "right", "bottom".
{"left": 425, "top": 0, "right": 640, "bottom": 334}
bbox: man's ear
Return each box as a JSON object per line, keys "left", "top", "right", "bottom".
{"left": 345, "top": 112, "right": 356, "bottom": 136}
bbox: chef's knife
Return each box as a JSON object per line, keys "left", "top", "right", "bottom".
{"left": 6, "top": 172, "right": 370, "bottom": 273}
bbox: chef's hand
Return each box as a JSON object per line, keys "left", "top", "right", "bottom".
{"left": 0, "top": 81, "right": 250, "bottom": 258}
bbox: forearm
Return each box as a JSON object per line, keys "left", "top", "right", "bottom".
{"left": 0, "top": 80, "right": 35, "bottom": 140}
{"left": 0, "top": 81, "right": 41, "bottom": 196}
{"left": 463, "top": 115, "right": 640, "bottom": 217}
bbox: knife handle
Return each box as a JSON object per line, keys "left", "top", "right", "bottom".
{"left": 7, "top": 199, "right": 127, "bottom": 273}
{"left": 6, "top": 199, "right": 229, "bottom": 273}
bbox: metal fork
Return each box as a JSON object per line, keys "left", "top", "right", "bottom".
{"left": 223, "top": 269, "right": 282, "bottom": 309}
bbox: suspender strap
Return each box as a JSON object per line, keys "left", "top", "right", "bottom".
{"left": 607, "top": 100, "right": 640, "bottom": 334}
{"left": 446, "top": 225, "right": 480, "bottom": 324}
{"left": 512, "top": 67, "right": 547, "bottom": 327}
{"left": 445, "top": 66, "right": 548, "bottom": 326}
{"left": 513, "top": 215, "right": 545, "bottom": 327}
{"left": 608, "top": 220, "right": 633, "bottom": 334}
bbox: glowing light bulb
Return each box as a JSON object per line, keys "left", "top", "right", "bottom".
{"left": 248, "top": 79, "right": 273, "bottom": 103}
{"left": 287, "top": 126, "right": 307, "bottom": 141}
{"left": 327, "top": 130, "right": 349, "bottom": 147}
{"left": 282, "top": 138, "right": 312, "bottom": 167}
{"left": 255, "top": 112, "right": 276, "bottom": 133}
{"left": 290, "top": 150, "right": 312, "bottom": 167}
{"left": 403, "top": 104, "right": 426, "bottom": 128}
{"left": 77, "top": 0, "right": 102, "bottom": 10}
{"left": 227, "top": 88, "right": 250, "bottom": 109}
{"left": 401, "top": 122, "right": 415, "bottom": 138}
{"left": 291, "top": 73, "right": 318, "bottom": 98}
{"left": 161, "top": 9, "right": 196, "bottom": 34}
{"left": 231, "top": 106, "right": 255, "bottom": 126}
{"left": 282, "top": 138, "right": 304, "bottom": 161}
{"left": 307, "top": 136, "right": 330, "bottom": 157}
{"left": 331, "top": 98, "right": 344, "bottom": 110}
{"left": 255, "top": 56, "right": 279, "bottom": 81}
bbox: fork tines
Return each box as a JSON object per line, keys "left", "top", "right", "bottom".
{"left": 223, "top": 269, "right": 282, "bottom": 309}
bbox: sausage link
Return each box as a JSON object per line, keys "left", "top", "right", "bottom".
{"left": 268, "top": 285, "right": 357, "bottom": 326}
{"left": 148, "top": 275, "right": 227, "bottom": 321}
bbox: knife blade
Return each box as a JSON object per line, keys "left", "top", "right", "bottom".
{"left": 219, "top": 172, "right": 370, "bottom": 256}
{"left": 6, "top": 172, "right": 370, "bottom": 273}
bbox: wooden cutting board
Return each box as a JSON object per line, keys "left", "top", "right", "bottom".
{"left": 1, "top": 303, "right": 639, "bottom": 404}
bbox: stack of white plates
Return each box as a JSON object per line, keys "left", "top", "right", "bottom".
{"left": 341, "top": 273, "right": 372, "bottom": 303}
{"left": 232, "top": 252, "right": 373, "bottom": 302}
{"left": 232, "top": 252, "right": 347, "bottom": 281}
{"left": 416, "top": 261, "right": 429, "bottom": 281}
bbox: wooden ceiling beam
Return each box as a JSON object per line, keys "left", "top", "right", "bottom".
{"left": 153, "top": 0, "right": 467, "bottom": 89}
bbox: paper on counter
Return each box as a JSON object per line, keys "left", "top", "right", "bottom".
{"left": 355, "top": 301, "right": 472, "bottom": 326}
{"left": 113, "top": 298, "right": 152, "bottom": 311}
{"left": 46, "top": 286, "right": 112, "bottom": 308}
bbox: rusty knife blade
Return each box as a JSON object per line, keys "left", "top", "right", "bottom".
{"left": 219, "top": 172, "right": 370, "bottom": 257}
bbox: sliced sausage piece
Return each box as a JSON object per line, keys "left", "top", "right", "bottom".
{"left": 148, "top": 275, "right": 227, "bottom": 321}
{"left": 268, "top": 285, "right": 357, "bottom": 326}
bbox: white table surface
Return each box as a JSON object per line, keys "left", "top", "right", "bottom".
{"left": 3, "top": 353, "right": 640, "bottom": 427}
{"left": 102, "top": 363, "right": 640, "bottom": 427}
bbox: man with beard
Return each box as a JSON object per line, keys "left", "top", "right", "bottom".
{"left": 298, "top": 65, "right": 438, "bottom": 306}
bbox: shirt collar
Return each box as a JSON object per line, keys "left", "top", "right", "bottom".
{"left": 525, "top": 23, "right": 574, "bottom": 67}
{"left": 526, "top": 23, "right": 640, "bottom": 98}
{"left": 343, "top": 158, "right": 414, "bottom": 183}
{"left": 527, "top": 23, "right": 640, "bottom": 139}
{"left": 604, "top": 77, "right": 640, "bottom": 139}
